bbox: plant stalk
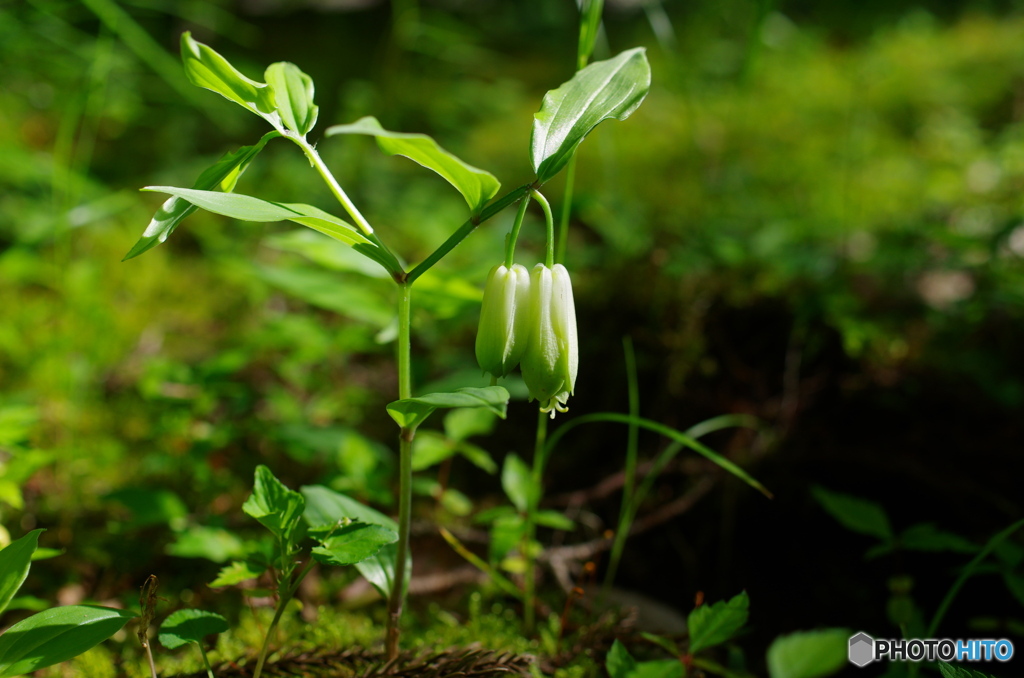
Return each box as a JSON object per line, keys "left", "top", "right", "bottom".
{"left": 555, "top": 155, "right": 576, "bottom": 264}
{"left": 252, "top": 600, "right": 287, "bottom": 678}
{"left": 532, "top": 190, "right": 554, "bottom": 268}
{"left": 199, "top": 645, "right": 215, "bottom": 678}
{"left": 387, "top": 282, "right": 414, "bottom": 660}
{"left": 504, "top": 194, "right": 532, "bottom": 268}
{"left": 523, "top": 406, "right": 549, "bottom": 634}
{"left": 603, "top": 337, "right": 639, "bottom": 594}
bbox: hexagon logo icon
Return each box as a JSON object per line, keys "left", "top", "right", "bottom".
{"left": 848, "top": 632, "right": 874, "bottom": 667}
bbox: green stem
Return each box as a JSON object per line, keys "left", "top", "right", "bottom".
{"left": 532, "top": 190, "right": 555, "bottom": 268}
{"left": 251, "top": 600, "right": 287, "bottom": 678}
{"left": 555, "top": 155, "right": 576, "bottom": 264}
{"left": 524, "top": 407, "right": 549, "bottom": 634}
{"left": 407, "top": 184, "right": 531, "bottom": 284}
{"left": 603, "top": 337, "right": 639, "bottom": 593}
{"left": 295, "top": 137, "right": 375, "bottom": 236}
{"left": 504, "top": 194, "right": 532, "bottom": 268}
{"left": 198, "top": 644, "right": 215, "bottom": 678}
{"left": 386, "top": 282, "right": 414, "bottom": 660}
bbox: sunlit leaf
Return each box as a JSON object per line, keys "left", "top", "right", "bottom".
{"left": 158, "top": 609, "right": 228, "bottom": 650}
{"left": 531, "top": 48, "right": 650, "bottom": 183}
{"left": 311, "top": 523, "right": 397, "bottom": 567}
{"left": 124, "top": 131, "right": 279, "bottom": 260}
{"left": 386, "top": 386, "right": 510, "bottom": 430}
{"left": 210, "top": 561, "right": 265, "bottom": 588}
{"left": 0, "top": 530, "right": 43, "bottom": 617}
{"left": 180, "top": 32, "right": 276, "bottom": 118}
{"left": 0, "top": 605, "right": 134, "bottom": 677}
{"left": 326, "top": 116, "right": 500, "bottom": 213}
{"left": 242, "top": 465, "right": 305, "bottom": 543}
{"left": 265, "top": 61, "right": 318, "bottom": 136}
{"left": 687, "top": 591, "right": 749, "bottom": 654}
{"left": 766, "top": 629, "right": 849, "bottom": 678}
{"left": 141, "top": 186, "right": 370, "bottom": 247}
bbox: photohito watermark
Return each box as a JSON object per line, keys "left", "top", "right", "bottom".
{"left": 848, "top": 632, "right": 1014, "bottom": 667}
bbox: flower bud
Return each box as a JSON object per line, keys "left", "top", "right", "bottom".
{"left": 475, "top": 263, "right": 531, "bottom": 378}
{"left": 521, "top": 263, "right": 578, "bottom": 416}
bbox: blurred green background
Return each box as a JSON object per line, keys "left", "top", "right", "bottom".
{"left": 4, "top": 0, "right": 1024, "bottom": 673}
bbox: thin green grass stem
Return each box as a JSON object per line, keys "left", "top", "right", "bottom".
{"left": 524, "top": 407, "right": 549, "bottom": 634}
{"left": 602, "top": 338, "right": 639, "bottom": 594}
{"left": 252, "top": 601, "right": 287, "bottom": 678}
{"left": 198, "top": 644, "right": 215, "bottom": 678}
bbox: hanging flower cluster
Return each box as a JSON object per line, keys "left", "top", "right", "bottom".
{"left": 476, "top": 261, "right": 578, "bottom": 416}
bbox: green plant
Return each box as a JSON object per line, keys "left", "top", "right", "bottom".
{"left": 0, "top": 530, "right": 134, "bottom": 677}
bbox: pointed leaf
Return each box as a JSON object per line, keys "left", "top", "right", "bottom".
{"left": 501, "top": 454, "right": 531, "bottom": 513}
{"left": 0, "top": 605, "right": 134, "bottom": 677}
{"left": 311, "top": 523, "right": 398, "bottom": 567}
{"left": 210, "top": 560, "right": 266, "bottom": 588}
{"left": 811, "top": 486, "right": 893, "bottom": 541}
{"left": 242, "top": 465, "right": 305, "bottom": 542}
{"left": 158, "top": 609, "right": 228, "bottom": 650}
{"left": 687, "top": 591, "right": 749, "bottom": 654}
{"left": 578, "top": 0, "right": 605, "bottom": 65}
{"left": 265, "top": 62, "right": 318, "bottom": 136}
{"left": 180, "top": 32, "right": 276, "bottom": 118}
{"left": 125, "top": 132, "right": 279, "bottom": 260}
{"left": 531, "top": 48, "right": 650, "bottom": 183}
{"left": 386, "top": 386, "right": 510, "bottom": 430}
{"left": 0, "top": 530, "right": 43, "bottom": 617}
{"left": 326, "top": 116, "right": 499, "bottom": 213}
{"left": 300, "top": 486, "right": 409, "bottom": 603}
{"left": 899, "top": 524, "right": 976, "bottom": 554}
{"left": 141, "top": 187, "right": 371, "bottom": 247}
{"left": 766, "top": 629, "right": 849, "bottom": 678}
{"left": 606, "top": 640, "right": 637, "bottom": 678}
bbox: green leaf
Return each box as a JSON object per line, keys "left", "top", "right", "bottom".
{"left": 158, "top": 609, "right": 228, "bottom": 650}
{"left": 104, "top": 488, "right": 187, "bottom": 528}
{"left": 386, "top": 386, "right": 510, "bottom": 430}
{"left": 243, "top": 465, "right": 305, "bottom": 543}
{"left": 455, "top": 441, "right": 498, "bottom": 475}
{"left": 166, "top": 526, "right": 246, "bottom": 563}
{"left": 125, "top": 132, "right": 279, "bottom": 260}
{"left": 899, "top": 524, "right": 976, "bottom": 554}
{"left": 180, "top": 32, "right": 276, "bottom": 118}
{"left": 631, "top": 661, "right": 683, "bottom": 678}
{"left": 811, "top": 486, "right": 893, "bottom": 541}
{"left": 0, "top": 605, "right": 134, "bottom": 677}
{"left": 577, "top": 0, "right": 605, "bottom": 65}
{"left": 210, "top": 560, "right": 266, "bottom": 588}
{"left": 300, "top": 486, "right": 409, "bottom": 603}
{"left": 411, "top": 432, "right": 457, "bottom": 472}
{"left": 766, "top": 629, "right": 850, "bottom": 678}
{"left": 531, "top": 48, "right": 650, "bottom": 183}
{"left": 687, "top": 591, "right": 749, "bottom": 654}
{"left": 501, "top": 454, "right": 531, "bottom": 513}
{"left": 534, "top": 510, "right": 573, "bottom": 531}
{"left": 326, "top": 116, "right": 500, "bottom": 213}
{"left": 265, "top": 62, "right": 318, "bottom": 136}
{"left": 938, "top": 663, "right": 999, "bottom": 678}
{"left": 264, "top": 230, "right": 390, "bottom": 279}
{"left": 141, "top": 186, "right": 371, "bottom": 247}
{"left": 0, "top": 530, "right": 43, "bottom": 617}
{"left": 311, "top": 523, "right": 398, "bottom": 567}
{"left": 255, "top": 265, "right": 393, "bottom": 327}
{"left": 489, "top": 513, "right": 527, "bottom": 563}
{"left": 606, "top": 640, "right": 637, "bottom": 678}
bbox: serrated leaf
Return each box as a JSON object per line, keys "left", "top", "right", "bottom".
{"left": 501, "top": 454, "right": 531, "bottom": 513}
{"left": 125, "top": 132, "right": 279, "bottom": 260}
{"left": 386, "top": 386, "right": 510, "bottom": 430}
{"left": 180, "top": 32, "right": 276, "bottom": 118}
{"left": 158, "top": 609, "right": 228, "bottom": 650}
{"left": 0, "top": 605, "right": 134, "bottom": 677}
{"left": 531, "top": 48, "right": 650, "bottom": 183}
{"left": 687, "top": 591, "right": 749, "bottom": 654}
{"left": 766, "top": 629, "right": 851, "bottom": 678}
{"left": 300, "top": 486, "right": 409, "bottom": 603}
{"left": 0, "top": 530, "right": 43, "bottom": 617}
{"left": 141, "top": 186, "right": 371, "bottom": 247}
{"left": 326, "top": 116, "right": 500, "bottom": 213}
{"left": 606, "top": 640, "right": 637, "bottom": 678}
{"left": 265, "top": 62, "right": 318, "bottom": 136}
{"left": 210, "top": 560, "right": 266, "bottom": 588}
{"left": 811, "top": 486, "right": 893, "bottom": 541}
{"left": 243, "top": 466, "right": 305, "bottom": 543}
{"left": 311, "top": 523, "right": 398, "bottom": 567}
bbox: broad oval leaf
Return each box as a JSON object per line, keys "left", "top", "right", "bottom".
{"left": 0, "top": 530, "right": 43, "bottom": 617}
{"left": 387, "top": 386, "right": 510, "bottom": 430}
{"left": 687, "top": 591, "right": 749, "bottom": 654}
{"left": 158, "top": 609, "right": 229, "bottom": 650}
{"left": 531, "top": 48, "right": 650, "bottom": 183}
{"left": 0, "top": 605, "right": 134, "bottom": 677}
{"left": 265, "top": 62, "right": 318, "bottom": 136}
{"left": 300, "top": 486, "right": 409, "bottom": 604}
{"left": 311, "top": 523, "right": 398, "bottom": 567}
{"left": 125, "top": 132, "right": 280, "bottom": 261}
{"left": 766, "top": 629, "right": 849, "bottom": 678}
{"left": 326, "top": 117, "right": 500, "bottom": 213}
{"left": 181, "top": 32, "right": 276, "bottom": 118}
{"left": 501, "top": 454, "right": 532, "bottom": 513}
{"left": 141, "top": 186, "right": 371, "bottom": 247}
{"left": 242, "top": 465, "right": 305, "bottom": 542}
